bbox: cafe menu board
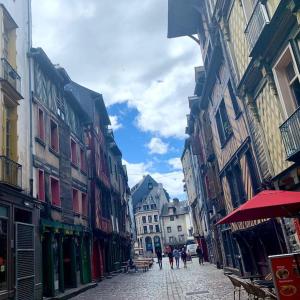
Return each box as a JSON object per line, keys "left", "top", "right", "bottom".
{"left": 269, "top": 254, "right": 300, "bottom": 300}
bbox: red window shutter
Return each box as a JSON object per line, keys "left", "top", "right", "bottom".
{"left": 51, "top": 177, "right": 60, "bottom": 206}
{"left": 73, "top": 189, "right": 79, "bottom": 213}
{"left": 38, "top": 169, "right": 45, "bottom": 201}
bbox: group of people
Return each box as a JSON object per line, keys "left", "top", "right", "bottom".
{"left": 156, "top": 245, "right": 204, "bottom": 270}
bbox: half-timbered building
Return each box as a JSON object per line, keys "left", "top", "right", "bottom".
{"left": 30, "top": 48, "right": 92, "bottom": 297}
{"left": 64, "top": 81, "right": 114, "bottom": 280}
{"left": 168, "top": 0, "right": 288, "bottom": 276}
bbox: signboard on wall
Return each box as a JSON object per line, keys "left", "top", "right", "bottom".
{"left": 269, "top": 253, "right": 300, "bottom": 300}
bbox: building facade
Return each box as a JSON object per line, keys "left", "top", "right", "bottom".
{"left": 168, "top": 0, "right": 293, "bottom": 276}
{"left": 160, "top": 199, "right": 193, "bottom": 249}
{"left": 135, "top": 183, "right": 168, "bottom": 255}
{"left": 0, "top": 2, "right": 38, "bottom": 299}
{"left": 30, "top": 48, "right": 92, "bottom": 298}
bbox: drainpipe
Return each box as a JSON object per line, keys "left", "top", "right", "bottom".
{"left": 28, "top": 0, "right": 33, "bottom": 196}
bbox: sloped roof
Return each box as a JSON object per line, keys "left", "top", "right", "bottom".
{"left": 64, "top": 81, "right": 110, "bottom": 126}
{"left": 161, "top": 200, "right": 189, "bottom": 217}
{"left": 131, "top": 175, "right": 159, "bottom": 209}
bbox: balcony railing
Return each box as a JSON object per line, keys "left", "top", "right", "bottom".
{"left": 280, "top": 107, "right": 300, "bottom": 161}
{"left": 0, "top": 58, "right": 21, "bottom": 94}
{"left": 0, "top": 156, "right": 22, "bottom": 188}
{"left": 245, "top": 1, "right": 269, "bottom": 53}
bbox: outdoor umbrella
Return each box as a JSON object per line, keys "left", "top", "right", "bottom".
{"left": 217, "top": 190, "right": 300, "bottom": 225}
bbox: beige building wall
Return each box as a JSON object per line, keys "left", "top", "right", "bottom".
{"left": 182, "top": 147, "right": 197, "bottom": 205}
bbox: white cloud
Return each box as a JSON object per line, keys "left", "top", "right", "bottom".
{"left": 168, "top": 157, "right": 182, "bottom": 170}
{"left": 122, "top": 159, "right": 153, "bottom": 189}
{"left": 32, "top": 0, "right": 201, "bottom": 140}
{"left": 146, "top": 137, "right": 168, "bottom": 155}
{"left": 123, "top": 159, "right": 185, "bottom": 199}
{"left": 109, "top": 115, "right": 122, "bottom": 131}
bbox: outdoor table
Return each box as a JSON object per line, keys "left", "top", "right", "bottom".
{"left": 253, "top": 279, "right": 274, "bottom": 289}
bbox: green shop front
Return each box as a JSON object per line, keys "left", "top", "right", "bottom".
{"left": 40, "top": 220, "right": 92, "bottom": 297}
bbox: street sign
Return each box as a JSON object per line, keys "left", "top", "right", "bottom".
{"left": 269, "top": 253, "right": 300, "bottom": 300}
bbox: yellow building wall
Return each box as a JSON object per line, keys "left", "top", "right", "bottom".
{"left": 266, "top": 0, "right": 280, "bottom": 18}
{"left": 228, "top": 0, "right": 250, "bottom": 80}
{"left": 255, "top": 82, "right": 291, "bottom": 176}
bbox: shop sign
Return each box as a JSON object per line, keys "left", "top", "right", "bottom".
{"left": 269, "top": 253, "right": 300, "bottom": 300}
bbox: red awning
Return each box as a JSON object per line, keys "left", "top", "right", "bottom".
{"left": 217, "top": 190, "right": 300, "bottom": 225}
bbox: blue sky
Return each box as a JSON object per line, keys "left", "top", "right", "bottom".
{"left": 108, "top": 102, "right": 186, "bottom": 198}
{"left": 108, "top": 102, "right": 183, "bottom": 169}
{"left": 32, "top": 0, "right": 201, "bottom": 198}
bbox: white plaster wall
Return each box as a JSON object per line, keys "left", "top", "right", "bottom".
{"left": 182, "top": 148, "right": 197, "bottom": 205}
{"left": 161, "top": 214, "right": 189, "bottom": 246}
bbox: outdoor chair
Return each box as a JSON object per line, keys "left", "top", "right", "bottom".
{"left": 227, "top": 275, "right": 243, "bottom": 300}
{"left": 239, "top": 280, "right": 275, "bottom": 299}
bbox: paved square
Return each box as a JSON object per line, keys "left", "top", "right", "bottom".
{"left": 73, "top": 258, "right": 248, "bottom": 299}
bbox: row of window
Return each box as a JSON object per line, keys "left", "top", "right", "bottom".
{"left": 37, "top": 108, "right": 87, "bottom": 171}
{"left": 169, "top": 215, "right": 178, "bottom": 221}
{"left": 37, "top": 169, "right": 87, "bottom": 216}
{"left": 167, "top": 225, "right": 182, "bottom": 233}
{"left": 142, "top": 215, "right": 158, "bottom": 223}
{"left": 142, "top": 225, "right": 160, "bottom": 234}
{"left": 143, "top": 204, "right": 156, "bottom": 211}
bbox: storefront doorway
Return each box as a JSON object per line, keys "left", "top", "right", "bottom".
{"left": 0, "top": 206, "right": 8, "bottom": 295}
{"left": 63, "top": 236, "right": 75, "bottom": 289}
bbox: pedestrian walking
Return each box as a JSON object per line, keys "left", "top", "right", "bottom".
{"left": 156, "top": 249, "right": 163, "bottom": 270}
{"left": 173, "top": 248, "right": 180, "bottom": 268}
{"left": 167, "top": 246, "right": 174, "bottom": 269}
{"left": 181, "top": 248, "right": 187, "bottom": 268}
{"left": 196, "top": 245, "right": 204, "bottom": 265}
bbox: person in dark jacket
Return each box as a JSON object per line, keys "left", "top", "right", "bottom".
{"left": 156, "top": 249, "right": 163, "bottom": 270}
{"left": 167, "top": 247, "right": 174, "bottom": 269}
{"left": 181, "top": 248, "right": 187, "bottom": 268}
{"left": 196, "top": 245, "right": 204, "bottom": 265}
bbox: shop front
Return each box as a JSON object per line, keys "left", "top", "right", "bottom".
{"left": 0, "top": 186, "right": 37, "bottom": 300}
{"left": 40, "top": 220, "right": 91, "bottom": 297}
{"left": 217, "top": 190, "right": 300, "bottom": 277}
{"left": 233, "top": 220, "right": 287, "bottom": 277}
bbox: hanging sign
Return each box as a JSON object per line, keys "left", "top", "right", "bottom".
{"left": 269, "top": 253, "right": 300, "bottom": 300}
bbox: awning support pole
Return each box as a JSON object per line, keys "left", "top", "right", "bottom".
{"left": 272, "top": 219, "right": 284, "bottom": 253}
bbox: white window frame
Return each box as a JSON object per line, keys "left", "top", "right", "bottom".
{"left": 272, "top": 44, "right": 300, "bottom": 119}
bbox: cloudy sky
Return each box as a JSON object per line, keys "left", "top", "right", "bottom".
{"left": 32, "top": 0, "right": 201, "bottom": 199}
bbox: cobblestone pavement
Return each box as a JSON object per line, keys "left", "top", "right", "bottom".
{"left": 73, "top": 258, "right": 247, "bottom": 300}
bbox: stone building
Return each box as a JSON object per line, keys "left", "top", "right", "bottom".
{"left": 135, "top": 183, "right": 168, "bottom": 255}
{"left": 160, "top": 199, "right": 193, "bottom": 249}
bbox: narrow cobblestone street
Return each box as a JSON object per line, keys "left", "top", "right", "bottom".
{"left": 73, "top": 258, "right": 242, "bottom": 300}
